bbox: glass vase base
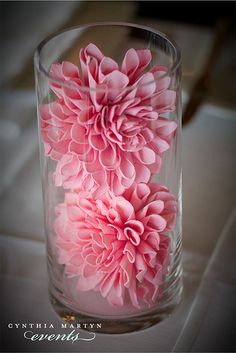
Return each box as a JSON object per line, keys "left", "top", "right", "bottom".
{"left": 49, "top": 283, "right": 183, "bottom": 334}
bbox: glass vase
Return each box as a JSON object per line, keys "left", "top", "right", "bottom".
{"left": 34, "top": 22, "right": 182, "bottom": 334}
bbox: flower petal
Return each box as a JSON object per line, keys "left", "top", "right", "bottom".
{"left": 124, "top": 227, "right": 141, "bottom": 246}
{"left": 84, "top": 43, "right": 104, "bottom": 61}
{"left": 136, "top": 49, "right": 152, "bottom": 74}
{"left": 123, "top": 242, "right": 136, "bottom": 263}
{"left": 136, "top": 253, "right": 147, "bottom": 283}
{"left": 151, "top": 65, "right": 171, "bottom": 92}
{"left": 107, "top": 273, "right": 125, "bottom": 307}
{"left": 100, "top": 270, "right": 119, "bottom": 297}
{"left": 144, "top": 214, "right": 167, "bottom": 232}
{"left": 62, "top": 61, "right": 80, "bottom": 78}
{"left": 99, "top": 143, "right": 118, "bottom": 169}
{"left": 150, "top": 136, "right": 170, "bottom": 154}
{"left": 89, "top": 133, "right": 107, "bottom": 150}
{"left": 71, "top": 124, "right": 87, "bottom": 143}
{"left": 138, "top": 200, "right": 165, "bottom": 218}
{"left": 151, "top": 90, "right": 176, "bottom": 113}
{"left": 120, "top": 255, "right": 133, "bottom": 288}
{"left": 136, "top": 147, "right": 156, "bottom": 165}
{"left": 50, "top": 63, "right": 63, "bottom": 80}
{"left": 103, "top": 70, "right": 129, "bottom": 101}
{"left": 135, "top": 72, "right": 156, "bottom": 99}
{"left": 111, "top": 173, "right": 125, "bottom": 196}
{"left": 121, "top": 48, "right": 151, "bottom": 82}
{"left": 121, "top": 48, "right": 139, "bottom": 78}
{"left": 133, "top": 160, "right": 151, "bottom": 183}
{"left": 99, "top": 56, "right": 119, "bottom": 81}
{"left": 69, "top": 141, "right": 88, "bottom": 155}
{"left": 119, "top": 156, "right": 135, "bottom": 179}
{"left": 128, "top": 274, "right": 140, "bottom": 308}
{"left": 110, "top": 197, "right": 134, "bottom": 222}
{"left": 156, "top": 118, "right": 177, "bottom": 138}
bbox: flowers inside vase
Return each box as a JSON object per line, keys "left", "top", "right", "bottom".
{"left": 40, "top": 43, "right": 178, "bottom": 308}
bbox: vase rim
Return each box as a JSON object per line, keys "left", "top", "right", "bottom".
{"left": 34, "top": 21, "right": 181, "bottom": 92}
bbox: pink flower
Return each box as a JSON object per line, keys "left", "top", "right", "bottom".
{"left": 40, "top": 44, "right": 177, "bottom": 196}
{"left": 55, "top": 183, "right": 178, "bottom": 308}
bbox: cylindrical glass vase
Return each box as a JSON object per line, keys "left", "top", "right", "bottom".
{"left": 34, "top": 22, "right": 182, "bottom": 334}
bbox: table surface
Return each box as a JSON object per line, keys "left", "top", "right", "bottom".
{"left": 0, "top": 2, "right": 236, "bottom": 352}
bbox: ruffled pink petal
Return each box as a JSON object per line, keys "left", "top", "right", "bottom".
{"left": 155, "top": 118, "right": 177, "bottom": 139}
{"left": 151, "top": 90, "right": 176, "bottom": 113}
{"left": 124, "top": 227, "right": 141, "bottom": 246}
{"left": 148, "top": 156, "right": 162, "bottom": 174}
{"left": 136, "top": 49, "right": 152, "bottom": 74}
{"left": 71, "top": 124, "right": 87, "bottom": 144}
{"left": 111, "top": 173, "right": 126, "bottom": 196}
{"left": 80, "top": 148, "right": 96, "bottom": 163}
{"left": 138, "top": 240, "right": 156, "bottom": 258}
{"left": 135, "top": 72, "right": 156, "bottom": 99}
{"left": 140, "top": 127, "right": 154, "bottom": 143}
{"left": 100, "top": 270, "right": 119, "bottom": 298}
{"left": 78, "top": 106, "right": 95, "bottom": 124}
{"left": 138, "top": 200, "right": 164, "bottom": 218}
{"left": 121, "top": 48, "right": 139, "bottom": 79}
{"left": 80, "top": 43, "right": 103, "bottom": 84}
{"left": 83, "top": 43, "right": 104, "bottom": 61}
{"left": 126, "top": 183, "right": 149, "bottom": 212}
{"left": 135, "top": 147, "right": 156, "bottom": 165}
{"left": 82, "top": 174, "right": 94, "bottom": 191}
{"left": 62, "top": 61, "right": 80, "bottom": 78}
{"left": 110, "top": 197, "right": 134, "bottom": 222}
{"left": 61, "top": 157, "right": 81, "bottom": 177}
{"left": 136, "top": 257, "right": 147, "bottom": 284}
{"left": 54, "top": 154, "right": 80, "bottom": 186}
{"left": 121, "top": 48, "right": 151, "bottom": 82}
{"left": 69, "top": 141, "right": 89, "bottom": 155}
{"left": 123, "top": 242, "right": 136, "bottom": 263}
{"left": 78, "top": 198, "right": 96, "bottom": 217}
{"left": 128, "top": 275, "right": 140, "bottom": 308}
{"left": 84, "top": 157, "right": 101, "bottom": 173}
{"left": 120, "top": 255, "right": 133, "bottom": 288}
{"left": 163, "top": 213, "right": 177, "bottom": 231}
{"left": 125, "top": 219, "right": 144, "bottom": 235}
{"left": 50, "top": 63, "right": 64, "bottom": 81}
{"left": 119, "top": 156, "right": 135, "bottom": 179}
{"left": 89, "top": 133, "right": 107, "bottom": 151}
{"left": 107, "top": 208, "right": 122, "bottom": 225}
{"left": 99, "top": 56, "right": 119, "bottom": 81}
{"left": 150, "top": 136, "right": 170, "bottom": 154}
{"left": 108, "top": 224, "right": 126, "bottom": 240}
{"left": 151, "top": 65, "right": 171, "bottom": 92}
{"left": 145, "top": 232, "right": 160, "bottom": 250}
{"left": 144, "top": 214, "right": 167, "bottom": 232}
{"left": 99, "top": 143, "right": 118, "bottom": 170}
{"left": 102, "top": 70, "right": 129, "bottom": 101}
{"left": 107, "top": 273, "right": 125, "bottom": 307}
{"left": 119, "top": 176, "right": 134, "bottom": 190}
{"left": 133, "top": 159, "right": 151, "bottom": 184}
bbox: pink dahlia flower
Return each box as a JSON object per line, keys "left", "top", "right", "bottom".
{"left": 55, "top": 182, "right": 178, "bottom": 308}
{"left": 40, "top": 44, "right": 177, "bottom": 196}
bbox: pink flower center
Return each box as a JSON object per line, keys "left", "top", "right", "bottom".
{"left": 124, "top": 220, "right": 144, "bottom": 246}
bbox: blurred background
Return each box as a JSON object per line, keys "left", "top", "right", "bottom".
{"left": 0, "top": 1, "right": 235, "bottom": 352}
